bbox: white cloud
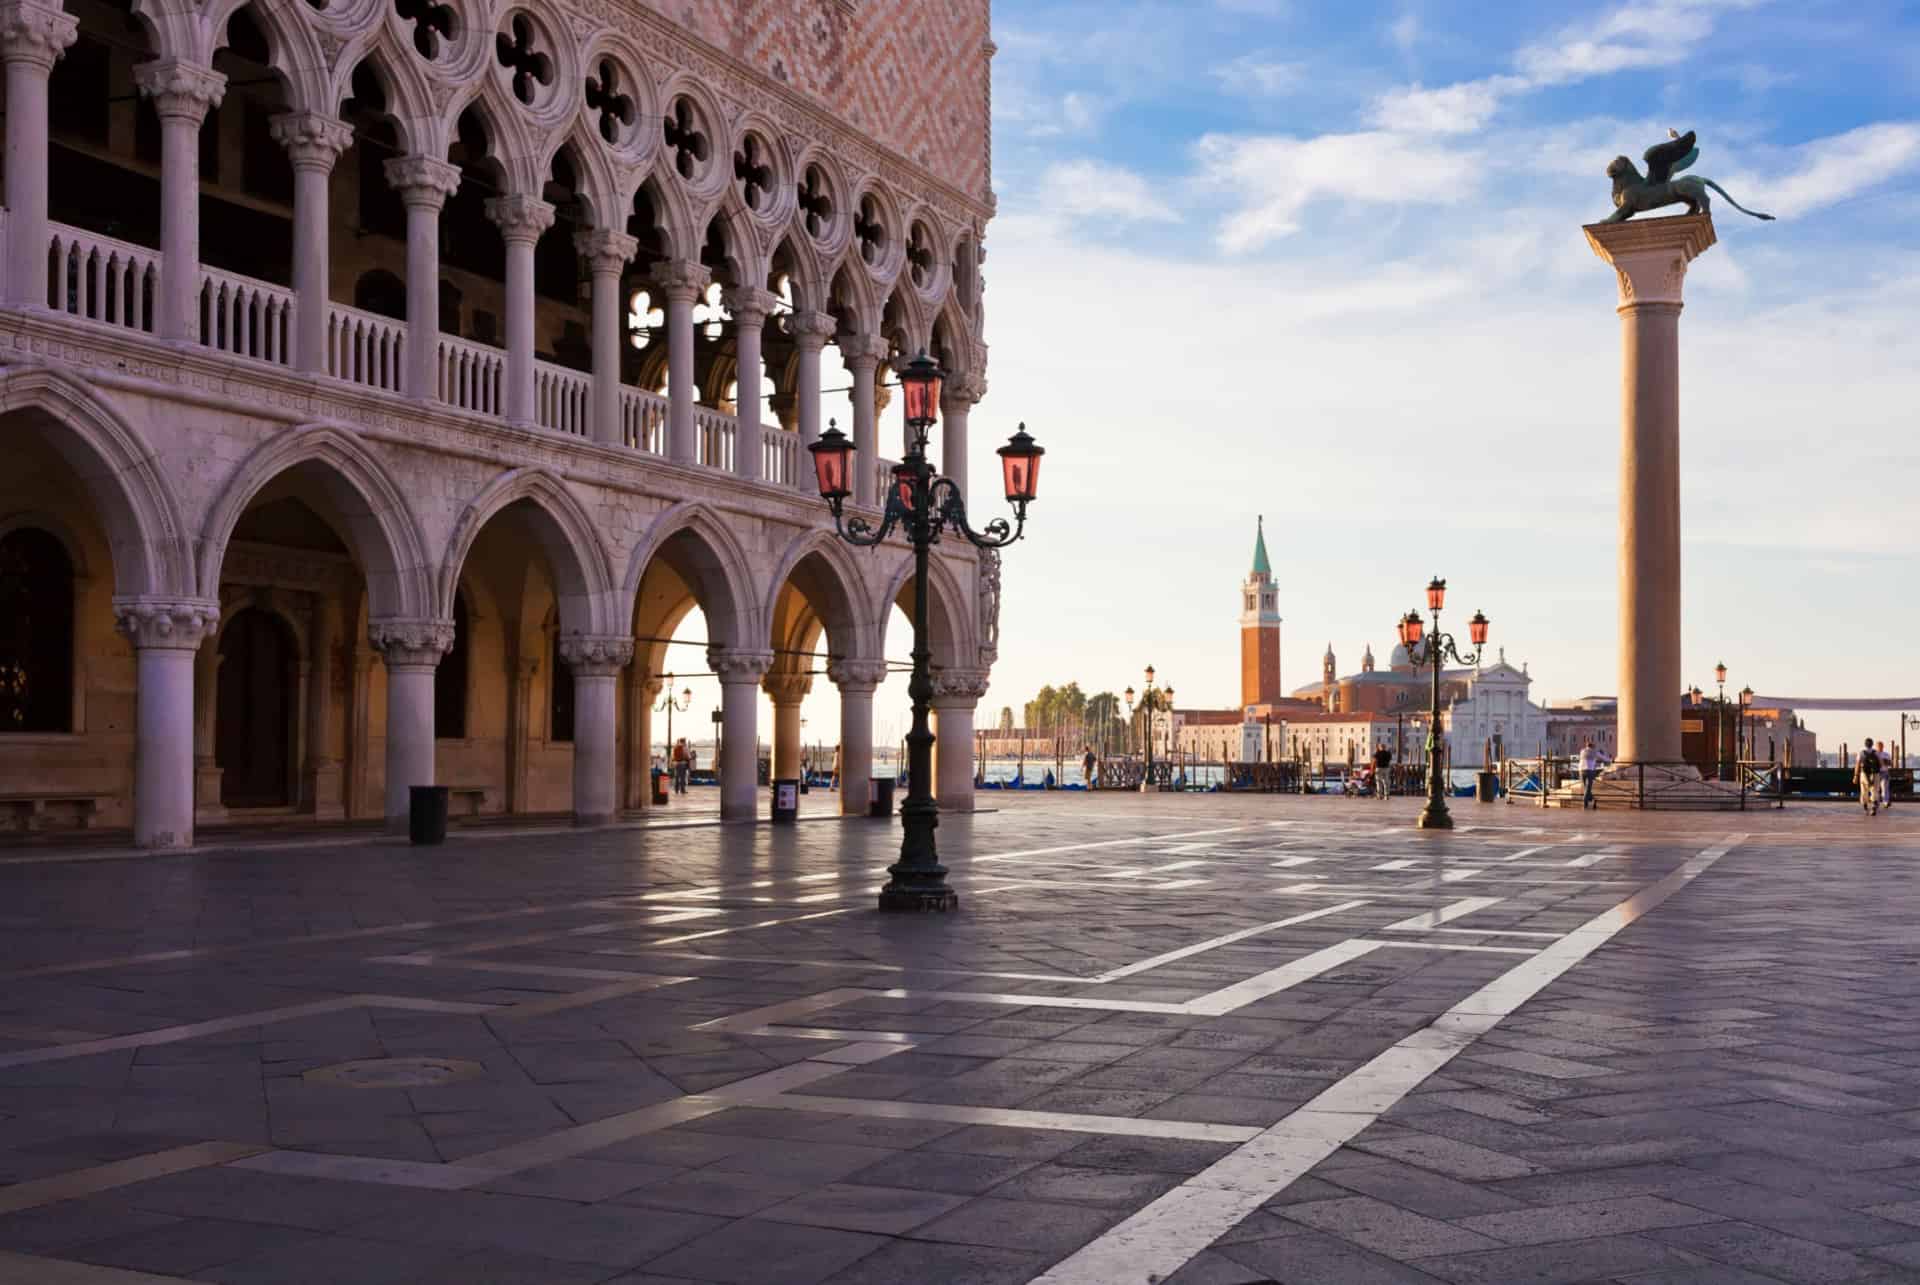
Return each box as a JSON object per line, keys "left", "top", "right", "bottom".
{"left": 1748, "top": 122, "right": 1920, "bottom": 217}
{"left": 1196, "top": 131, "right": 1479, "bottom": 251}
{"left": 1369, "top": 76, "right": 1526, "bottom": 135}
{"left": 1516, "top": 0, "right": 1761, "bottom": 86}
{"left": 1034, "top": 159, "right": 1180, "bottom": 225}
{"left": 1212, "top": 53, "right": 1305, "bottom": 97}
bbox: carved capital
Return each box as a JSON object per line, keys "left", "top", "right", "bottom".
{"left": 636, "top": 675, "right": 665, "bottom": 701}
{"left": 827, "top": 657, "right": 889, "bottom": 693}
{"left": 270, "top": 112, "right": 354, "bottom": 172}
{"left": 574, "top": 227, "right": 638, "bottom": 274}
{"left": 558, "top": 634, "right": 635, "bottom": 677}
{"left": 654, "top": 259, "right": 711, "bottom": 303}
{"left": 787, "top": 310, "right": 837, "bottom": 351}
{"left": 114, "top": 597, "right": 219, "bottom": 651}
{"left": 1585, "top": 214, "right": 1716, "bottom": 310}
{"left": 723, "top": 286, "right": 780, "bottom": 326}
{"left": 706, "top": 648, "right": 775, "bottom": 685}
{"left": 133, "top": 59, "right": 226, "bottom": 123}
{"left": 0, "top": 1, "right": 76, "bottom": 73}
{"left": 838, "top": 334, "right": 890, "bottom": 369}
{"left": 943, "top": 371, "right": 988, "bottom": 407}
{"left": 931, "top": 668, "right": 991, "bottom": 705}
{"left": 368, "top": 618, "right": 454, "bottom": 669}
{"left": 383, "top": 156, "right": 462, "bottom": 210}
{"left": 762, "top": 670, "right": 814, "bottom": 704}
{"left": 485, "top": 194, "right": 556, "bottom": 245}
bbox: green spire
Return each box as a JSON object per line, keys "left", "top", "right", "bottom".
{"left": 1251, "top": 515, "right": 1271, "bottom": 578}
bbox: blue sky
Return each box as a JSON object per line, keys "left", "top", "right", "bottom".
{"left": 960, "top": 0, "right": 1920, "bottom": 756}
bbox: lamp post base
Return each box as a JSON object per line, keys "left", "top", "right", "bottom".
{"left": 878, "top": 880, "right": 960, "bottom": 913}
{"left": 1416, "top": 801, "right": 1454, "bottom": 830}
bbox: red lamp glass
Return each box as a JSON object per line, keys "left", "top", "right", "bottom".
{"left": 893, "top": 461, "right": 917, "bottom": 510}
{"left": 1714, "top": 661, "right": 1727, "bottom": 685}
{"left": 1739, "top": 685, "right": 1753, "bottom": 708}
{"left": 1124, "top": 686, "right": 1135, "bottom": 706}
{"left": 808, "top": 420, "right": 854, "bottom": 501}
{"left": 1468, "top": 610, "right": 1489, "bottom": 646}
{"left": 1144, "top": 665, "right": 1155, "bottom": 686}
{"left": 1426, "top": 577, "right": 1447, "bottom": 612}
{"left": 997, "top": 423, "right": 1044, "bottom": 504}
{"left": 897, "top": 352, "right": 943, "bottom": 427}
{"left": 1403, "top": 611, "right": 1424, "bottom": 646}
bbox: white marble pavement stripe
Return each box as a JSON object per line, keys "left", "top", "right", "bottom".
{"left": 1028, "top": 833, "right": 1746, "bottom": 1285}
{"left": 1090, "top": 901, "right": 1369, "bottom": 982}
{"left": 0, "top": 1250, "right": 199, "bottom": 1282}
{"left": 1380, "top": 896, "right": 1505, "bottom": 933}
{"left": 0, "top": 1141, "right": 268, "bottom": 1214}
{"left": 769, "top": 1094, "right": 1264, "bottom": 1144}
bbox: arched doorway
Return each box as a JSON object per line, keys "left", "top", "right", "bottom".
{"left": 217, "top": 608, "right": 296, "bottom": 807}
{"left": 0, "top": 527, "right": 76, "bottom": 733}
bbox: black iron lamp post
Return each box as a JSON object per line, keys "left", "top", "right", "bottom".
{"left": 1124, "top": 669, "right": 1171, "bottom": 792}
{"left": 1396, "top": 577, "right": 1489, "bottom": 830}
{"left": 1714, "top": 661, "right": 1728, "bottom": 780}
{"left": 1739, "top": 685, "right": 1754, "bottom": 763}
{"left": 654, "top": 675, "right": 692, "bottom": 754}
{"left": 808, "top": 353, "right": 1043, "bottom": 913}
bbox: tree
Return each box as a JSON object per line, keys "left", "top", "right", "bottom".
{"left": 997, "top": 706, "right": 1014, "bottom": 734}
{"left": 1085, "top": 691, "right": 1125, "bottom": 756}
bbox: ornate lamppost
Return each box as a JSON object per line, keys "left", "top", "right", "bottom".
{"left": 1739, "top": 685, "right": 1753, "bottom": 764}
{"left": 654, "top": 675, "right": 692, "bottom": 749}
{"left": 1396, "top": 577, "right": 1489, "bottom": 830}
{"left": 1124, "top": 669, "right": 1172, "bottom": 792}
{"left": 1714, "top": 661, "right": 1728, "bottom": 780}
{"left": 808, "top": 353, "right": 1044, "bottom": 913}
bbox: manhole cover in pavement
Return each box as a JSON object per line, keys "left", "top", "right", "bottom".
{"left": 304, "top": 1057, "right": 484, "bottom": 1089}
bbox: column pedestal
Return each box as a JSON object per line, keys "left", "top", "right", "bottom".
{"left": 561, "top": 636, "right": 632, "bottom": 826}
{"left": 830, "top": 659, "right": 887, "bottom": 817}
{"left": 369, "top": 619, "right": 452, "bottom": 830}
{"left": 710, "top": 649, "right": 774, "bottom": 820}
{"left": 115, "top": 599, "right": 219, "bottom": 849}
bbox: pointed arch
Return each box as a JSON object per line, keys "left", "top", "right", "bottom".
{"left": 878, "top": 551, "right": 974, "bottom": 671}
{"left": 544, "top": 121, "right": 621, "bottom": 230}
{"left": 623, "top": 500, "right": 758, "bottom": 650}
{"left": 881, "top": 283, "right": 930, "bottom": 359}
{"left": 330, "top": 37, "right": 432, "bottom": 151}
{"left": 0, "top": 365, "right": 191, "bottom": 598}
{"left": 827, "top": 258, "right": 878, "bottom": 337}
{"left": 761, "top": 528, "right": 879, "bottom": 663}
{"left": 696, "top": 187, "right": 763, "bottom": 288}
{"left": 444, "top": 80, "right": 539, "bottom": 195}
{"left": 768, "top": 233, "right": 825, "bottom": 312}
{"left": 441, "top": 468, "right": 617, "bottom": 634}
{"left": 206, "top": 0, "right": 328, "bottom": 113}
{"left": 198, "top": 422, "right": 433, "bottom": 619}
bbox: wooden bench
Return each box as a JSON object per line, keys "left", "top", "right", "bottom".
{"left": 0, "top": 793, "right": 108, "bottom": 833}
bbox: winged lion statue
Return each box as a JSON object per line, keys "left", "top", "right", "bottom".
{"left": 1602, "top": 130, "right": 1775, "bottom": 224}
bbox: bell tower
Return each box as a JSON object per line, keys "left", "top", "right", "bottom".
{"left": 1239, "top": 516, "right": 1282, "bottom": 706}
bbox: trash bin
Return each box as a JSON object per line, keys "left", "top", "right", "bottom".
{"left": 409, "top": 785, "right": 449, "bottom": 845}
{"left": 1475, "top": 771, "right": 1498, "bottom": 803}
{"left": 771, "top": 779, "right": 799, "bottom": 824}
{"left": 650, "top": 769, "right": 669, "bottom": 806}
{"left": 869, "top": 776, "right": 896, "bottom": 818}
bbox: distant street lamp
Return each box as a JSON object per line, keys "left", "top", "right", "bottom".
{"left": 710, "top": 707, "right": 723, "bottom": 781}
{"left": 809, "top": 352, "right": 1044, "bottom": 913}
{"left": 1713, "top": 661, "right": 1729, "bottom": 780}
{"left": 1125, "top": 669, "right": 1171, "bottom": 792}
{"left": 655, "top": 675, "right": 693, "bottom": 756}
{"left": 1739, "top": 685, "right": 1754, "bottom": 763}
{"left": 1397, "top": 577, "right": 1489, "bottom": 830}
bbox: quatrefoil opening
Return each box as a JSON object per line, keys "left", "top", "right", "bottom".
{"left": 496, "top": 14, "right": 555, "bottom": 108}
{"left": 664, "top": 97, "right": 711, "bottom": 182}
{"left": 798, "top": 164, "right": 835, "bottom": 241}
{"left": 854, "top": 194, "right": 887, "bottom": 266}
{"left": 585, "top": 59, "right": 635, "bottom": 146}
{"left": 907, "top": 222, "right": 935, "bottom": 289}
{"left": 734, "top": 134, "right": 775, "bottom": 212}
{"left": 395, "top": 0, "right": 457, "bottom": 62}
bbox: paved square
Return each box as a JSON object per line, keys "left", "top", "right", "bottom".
{"left": 0, "top": 797, "right": 1917, "bottom": 1283}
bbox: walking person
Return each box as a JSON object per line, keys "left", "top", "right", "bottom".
{"left": 1578, "top": 738, "right": 1609, "bottom": 810}
{"left": 1372, "top": 742, "right": 1393, "bottom": 799}
{"left": 1082, "top": 746, "right": 1097, "bottom": 791}
{"left": 1857, "top": 740, "right": 1881, "bottom": 816}
{"left": 671, "top": 738, "right": 689, "bottom": 794}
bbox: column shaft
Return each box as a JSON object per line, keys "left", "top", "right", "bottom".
{"left": 1618, "top": 302, "right": 1682, "bottom": 765}
{"left": 838, "top": 687, "right": 875, "bottom": 817}
{"left": 571, "top": 672, "right": 619, "bottom": 825}
{"left": 487, "top": 196, "right": 554, "bottom": 428}
{"left": 933, "top": 702, "right": 978, "bottom": 812}
{"left": 731, "top": 303, "right": 767, "bottom": 481}
{"left": 718, "top": 680, "right": 759, "bottom": 819}
{"left": 658, "top": 261, "right": 709, "bottom": 464}
{"left": 369, "top": 619, "right": 451, "bottom": 829}
{"left": 116, "top": 599, "right": 218, "bottom": 850}
{"left": 843, "top": 340, "right": 886, "bottom": 507}
{"left": 1, "top": 4, "right": 74, "bottom": 305}
{"left": 790, "top": 313, "right": 834, "bottom": 493}
{"left": 272, "top": 115, "right": 351, "bottom": 374}
{"left": 135, "top": 62, "right": 225, "bottom": 341}
{"left": 386, "top": 157, "right": 460, "bottom": 401}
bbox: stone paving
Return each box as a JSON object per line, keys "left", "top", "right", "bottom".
{"left": 0, "top": 795, "right": 1915, "bottom": 1283}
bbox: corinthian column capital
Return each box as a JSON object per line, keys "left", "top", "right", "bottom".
{"left": 573, "top": 227, "right": 638, "bottom": 274}
{"left": 133, "top": 59, "right": 226, "bottom": 123}
{"left": 706, "top": 648, "right": 775, "bottom": 685}
{"left": 654, "top": 259, "right": 711, "bottom": 304}
{"left": 930, "top": 667, "right": 991, "bottom": 705}
{"left": 383, "top": 156, "right": 462, "bottom": 210}
{"left": 485, "top": 194, "right": 556, "bottom": 245}
{"left": 723, "top": 286, "right": 780, "bottom": 326}
{"left": 558, "top": 634, "right": 635, "bottom": 677}
{"left": 114, "top": 597, "right": 220, "bottom": 651}
{"left": 0, "top": 0, "right": 76, "bottom": 72}
{"left": 838, "top": 334, "right": 890, "bottom": 369}
{"left": 787, "top": 310, "right": 837, "bottom": 351}
{"left": 368, "top": 618, "right": 454, "bottom": 669}
{"left": 827, "top": 658, "right": 889, "bottom": 693}
{"left": 270, "top": 111, "right": 354, "bottom": 172}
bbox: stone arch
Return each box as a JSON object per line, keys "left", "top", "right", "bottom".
{"left": 198, "top": 422, "right": 434, "bottom": 619}
{"left": 792, "top": 146, "right": 851, "bottom": 260}
{"left": 544, "top": 120, "right": 621, "bottom": 230}
{"left": 696, "top": 189, "right": 762, "bottom": 289}
{"left": 827, "top": 259, "right": 878, "bottom": 337}
{"left": 444, "top": 80, "right": 540, "bottom": 195}
{"left": 441, "top": 468, "right": 618, "bottom": 635}
{"left": 768, "top": 233, "right": 824, "bottom": 312}
{"left": 623, "top": 500, "right": 758, "bottom": 653}
{"left": 880, "top": 283, "right": 929, "bottom": 360}
{"left": 760, "top": 528, "right": 879, "bottom": 665}
{"left": 0, "top": 365, "right": 190, "bottom": 598}
{"left": 330, "top": 40, "right": 432, "bottom": 151}
{"left": 628, "top": 169, "right": 689, "bottom": 263}
{"left": 878, "top": 552, "right": 974, "bottom": 671}
{"left": 206, "top": 0, "right": 328, "bottom": 113}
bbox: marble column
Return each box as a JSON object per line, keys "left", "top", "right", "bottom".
{"left": 788, "top": 311, "right": 835, "bottom": 493}
{"left": 763, "top": 671, "right": 812, "bottom": 781}
{"left": 1586, "top": 214, "right": 1716, "bottom": 771}
{"left": 575, "top": 227, "right": 636, "bottom": 447}
{"left": 840, "top": 336, "right": 888, "bottom": 508}
{"left": 725, "top": 287, "right": 777, "bottom": 483}
{"left": 115, "top": 598, "right": 220, "bottom": 849}
{"left": 931, "top": 668, "right": 990, "bottom": 813}
{"left": 628, "top": 674, "right": 662, "bottom": 809}
{"left": 829, "top": 658, "right": 887, "bottom": 817}
{"left": 657, "top": 260, "right": 710, "bottom": 464}
{"left": 303, "top": 599, "right": 343, "bottom": 818}
{"left": 560, "top": 635, "right": 632, "bottom": 826}
{"left": 368, "top": 618, "right": 452, "bottom": 830}
{"left": 485, "top": 195, "right": 555, "bottom": 428}
{"left": 192, "top": 641, "right": 226, "bottom": 823}
{"left": 941, "top": 372, "right": 986, "bottom": 502}
{"left": 0, "top": 1, "right": 76, "bottom": 305}
{"left": 132, "top": 60, "right": 225, "bottom": 342}
{"left": 269, "top": 112, "right": 353, "bottom": 375}
{"left": 708, "top": 648, "right": 773, "bottom": 820}
{"left": 383, "top": 156, "right": 461, "bottom": 400}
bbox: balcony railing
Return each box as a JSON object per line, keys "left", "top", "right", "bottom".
{"left": 36, "top": 220, "right": 801, "bottom": 484}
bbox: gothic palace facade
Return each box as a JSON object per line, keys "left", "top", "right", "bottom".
{"left": 0, "top": 0, "right": 999, "bottom": 844}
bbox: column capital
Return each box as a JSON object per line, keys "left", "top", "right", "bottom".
{"left": 368, "top": 618, "right": 454, "bottom": 669}
{"left": 132, "top": 59, "right": 226, "bottom": 123}
{"left": 943, "top": 370, "right": 988, "bottom": 407}
{"left": 930, "top": 667, "right": 991, "bottom": 706}
{"left": 485, "top": 194, "right": 556, "bottom": 246}
{"left": 723, "top": 286, "right": 780, "bottom": 326}
{"left": 1585, "top": 213, "right": 1716, "bottom": 309}
{"left": 762, "top": 670, "right": 814, "bottom": 704}
{"left": 827, "top": 657, "right": 889, "bottom": 693}
{"left": 787, "top": 310, "right": 837, "bottom": 351}
{"left": 838, "top": 334, "right": 890, "bottom": 369}
{"left": 558, "top": 634, "right": 635, "bottom": 677}
{"left": 114, "top": 597, "right": 219, "bottom": 651}
{"left": 383, "top": 155, "right": 462, "bottom": 210}
{"left": 0, "top": 0, "right": 75, "bottom": 72}
{"left": 574, "top": 226, "right": 637, "bottom": 274}
{"left": 707, "top": 648, "right": 775, "bottom": 685}
{"left": 270, "top": 111, "right": 353, "bottom": 172}
{"left": 636, "top": 674, "right": 665, "bottom": 701}
{"left": 655, "top": 259, "right": 711, "bottom": 303}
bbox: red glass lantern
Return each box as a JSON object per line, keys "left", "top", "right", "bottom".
{"left": 1426, "top": 577, "right": 1447, "bottom": 612}
{"left": 1124, "top": 686, "right": 1135, "bottom": 706}
{"left": 1402, "top": 611, "right": 1424, "bottom": 646}
{"left": 893, "top": 461, "right": 917, "bottom": 510}
{"left": 998, "top": 423, "right": 1044, "bottom": 504}
{"left": 808, "top": 420, "right": 854, "bottom": 501}
{"left": 1739, "top": 685, "right": 1753, "bottom": 708}
{"left": 898, "top": 352, "right": 943, "bottom": 427}
{"left": 1714, "top": 661, "right": 1727, "bottom": 686}
{"left": 1468, "top": 610, "right": 1489, "bottom": 646}
{"left": 1144, "top": 665, "right": 1155, "bottom": 686}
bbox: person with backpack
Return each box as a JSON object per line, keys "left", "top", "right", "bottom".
{"left": 1372, "top": 742, "right": 1393, "bottom": 799}
{"left": 1082, "top": 746, "right": 1097, "bottom": 790}
{"left": 1858, "top": 740, "right": 1882, "bottom": 816}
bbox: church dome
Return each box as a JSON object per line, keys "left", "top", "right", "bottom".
{"left": 1390, "top": 642, "right": 1414, "bottom": 672}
